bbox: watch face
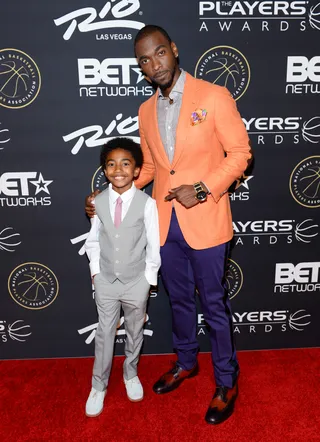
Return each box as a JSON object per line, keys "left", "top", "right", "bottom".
{"left": 196, "top": 190, "right": 207, "bottom": 201}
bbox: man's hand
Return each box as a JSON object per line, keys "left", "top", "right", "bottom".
{"left": 165, "top": 185, "right": 199, "bottom": 208}
{"left": 85, "top": 189, "right": 100, "bottom": 218}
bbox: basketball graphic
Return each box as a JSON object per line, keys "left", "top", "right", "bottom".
{"left": 309, "top": 2, "right": 320, "bottom": 31}
{"left": 300, "top": 166, "right": 320, "bottom": 199}
{"left": 8, "top": 320, "right": 32, "bottom": 342}
{"left": 289, "top": 310, "right": 311, "bottom": 332}
{"left": 294, "top": 219, "right": 319, "bottom": 243}
{"left": 225, "top": 259, "right": 243, "bottom": 300}
{"left": 302, "top": 117, "right": 320, "bottom": 144}
{"left": 8, "top": 262, "right": 59, "bottom": 310}
{"left": 290, "top": 156, "right": 320, "bottom": 208}
{"left": 0, "top": 49, "right": 41, "bottom": 109}
{"left": 195, "top": 46, "right": 250, "bottom": 101}
{"left": 0, "top": 227, "right": 21, "bottom": 252}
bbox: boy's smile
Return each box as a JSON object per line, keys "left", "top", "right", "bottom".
{"left": 104, "top": 148, "right": 140, "bottom": 194}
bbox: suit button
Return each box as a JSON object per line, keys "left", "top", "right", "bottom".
{"left": 170, "top": 170, "right": 175, "bottom": 175}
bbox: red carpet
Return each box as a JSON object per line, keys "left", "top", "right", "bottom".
{"left": 1, "top": 349, "right": 320, "bottom": 442}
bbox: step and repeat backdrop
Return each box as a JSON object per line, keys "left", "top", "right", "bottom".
{"left": 1, "top": 1, "right": 319, "bottom": 359}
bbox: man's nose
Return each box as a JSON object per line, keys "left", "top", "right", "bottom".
{"left": 151, "top": 58, "right": 161, "bottom": 72}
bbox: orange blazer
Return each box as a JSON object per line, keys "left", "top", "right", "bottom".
{"left": 135, "top": 72, "right": 252, "bottom": 249}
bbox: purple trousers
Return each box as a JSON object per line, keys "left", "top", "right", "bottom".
{"left": 160, "top": 209, "right": 239, "bottom": 388}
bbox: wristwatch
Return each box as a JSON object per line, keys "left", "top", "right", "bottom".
{"left": 193, "top": 181, "right": 207, "bottom": 202}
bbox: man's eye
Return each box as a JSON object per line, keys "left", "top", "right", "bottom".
{"left": 141, "top": 59, "right": 148, "bottom": 65}
{"left": 159, "top": 50, "right": 165, "bottom": 56}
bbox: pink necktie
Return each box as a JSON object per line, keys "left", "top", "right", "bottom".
{"left": 114, "top": 196, "right": 122, "bottom": 228}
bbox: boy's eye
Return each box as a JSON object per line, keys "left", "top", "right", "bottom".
{"left": 123, "top": 162, "right": 130, "bottom": 166}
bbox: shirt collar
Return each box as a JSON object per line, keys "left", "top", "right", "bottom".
{"left": 158, "top": 69, "right": 186, "bottom": 100}
{"left": 108, "top": 182, "right": 136, "bottom": 204}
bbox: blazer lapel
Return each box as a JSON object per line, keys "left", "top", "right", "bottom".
{"left": 171, "top": 73, "right": 201, "bottom": 169}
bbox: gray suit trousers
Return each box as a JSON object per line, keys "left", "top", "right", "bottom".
{"left": 92, "top": 272, "right": 150, "bottom": 392}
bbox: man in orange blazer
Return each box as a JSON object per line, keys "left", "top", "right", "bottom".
{"left": 86, "top": 25, "right": 251, "bottom": 425}
{"left": 134, "top": 25, "right": 251, "bottom": 425}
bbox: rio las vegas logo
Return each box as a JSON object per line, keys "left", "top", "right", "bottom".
{"left": 198, "top": 1, "right": 320, "bottom": 33}
{"left": 78, "top": 313, "right": 153, "bottom": 345}
{"left": 54, "top": 0, "right": 144, "bottom": 41}
{"left": 63, "top": 112, "right": 139, "bottom": 155}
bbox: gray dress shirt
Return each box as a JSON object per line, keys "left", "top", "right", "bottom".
{"left": 157, "top": 69, "right": 186, "bottom": 164}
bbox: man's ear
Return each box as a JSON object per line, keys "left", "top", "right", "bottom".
{"left": 171, "top": 42, "right": 179, "bottom": 58}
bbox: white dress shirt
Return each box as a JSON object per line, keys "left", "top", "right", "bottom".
{"left": 84, "top": 183, "right": 161, "bottom": 285}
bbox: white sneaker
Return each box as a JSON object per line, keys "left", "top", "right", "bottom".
{"left": 124, "top": 376, "right": 144, "bottom": 402}
{"left": 85, "top": 387, "right": 106, "bottom": 417}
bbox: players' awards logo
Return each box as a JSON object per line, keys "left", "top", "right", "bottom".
{"left": 194, "top": 46, "right": 250, "bottom": 101}
{"left": 290, "top": 156, "right": 320, "bottom": 208}
{"left": 91, "top": 166, "right": 108, "bottom": 192}
{"left": 8, "top": 262, "right": 59, "bottom": 310}
{"left": 225, "top": 258, "right": 243, "bottom": 299}
{"left": 0, "top": 49, "right": 41, "bottom": 109}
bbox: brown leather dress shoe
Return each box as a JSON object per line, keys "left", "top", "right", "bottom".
{"left": 153, "top": 362, "right": 199, "bottom": 394}
{"left": 205, "top": 383, "right": 238, "bottom": 425}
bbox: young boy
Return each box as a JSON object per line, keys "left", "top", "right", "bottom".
{"left": 84, "top": 137, "right": 161, "bottom": 417}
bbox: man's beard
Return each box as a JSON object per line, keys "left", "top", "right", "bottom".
{"left": 154, "top": 69, "right": 175, "bottom": 91}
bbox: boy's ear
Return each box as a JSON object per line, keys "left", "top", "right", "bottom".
{"left": 134, "top": 167, "right": 141, "bottom": 178}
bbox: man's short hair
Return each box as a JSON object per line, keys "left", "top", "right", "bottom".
{"left": 100, "top": 137, "right": 143, "bottom": 169}
{"left": 134, "top": 25, "right": 172, "bottom": 50}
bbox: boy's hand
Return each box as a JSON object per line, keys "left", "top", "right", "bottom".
{"left": 85, "top": 190, "right": 100, "bottom": 218}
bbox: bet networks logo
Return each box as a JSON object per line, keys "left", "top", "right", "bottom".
{"left": 229, "top": 173, "right": 254, "bottom": 202}
{"left": 63, "top": 113, "right": 139, "bottom": 155}
{"left": 0, "top": 319, "right": 32, "bottom": 343}
{"left": 274, "top": 261, "right": 320, "bottom": 293}
{"left": 233, "top": 218, "right": 319, "bottom": 246}
{"left": 54, "top": 0, "right": 144, "bottom": 41}
{"left": 198, "top": 1, "right": 319, "bottom": 33}
{"left": 0, "top": 227, "right": 21, "bottom": 252}
{"left": 242, "top": 115, "right": 320, "bottom": 145}
{"left": 286, "top": 56, "right": 320, "bottom": 95}
{"left": 0, "top": 172, "right": 53, "bottom": 207}
{"left": 78, "top": 58, "right": 152, "bottom": 98}
{"left": 78, "top": 313, "right": 153, "bottom": 345}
